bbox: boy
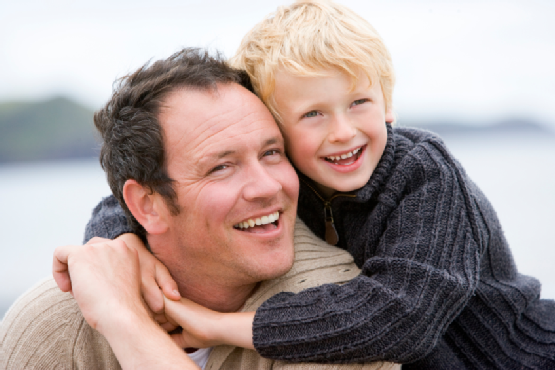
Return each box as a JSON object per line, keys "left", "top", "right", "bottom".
{"left": 78, "top": 1, "right": 555, "bottom": 369}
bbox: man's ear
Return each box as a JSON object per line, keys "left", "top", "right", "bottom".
{"left": 123, "top": 179, "right": 169, "bottom": 235}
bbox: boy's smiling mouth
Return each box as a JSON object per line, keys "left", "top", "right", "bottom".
{"left": 234, "top": 211, "right": 280, "bottom": 232}
{"left": 324, "top": 145, "right": 365, "bottom": 166}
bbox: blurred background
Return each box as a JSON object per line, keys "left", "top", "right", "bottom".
{"left": 1, "top": 0, "right": 554, "bottom": 319}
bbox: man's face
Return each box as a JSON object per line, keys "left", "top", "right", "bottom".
{"left": 154, "top": 83, "right": 299, "bottom": 290}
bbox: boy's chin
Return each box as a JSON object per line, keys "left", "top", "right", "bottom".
{"left": 316, "top": 180, "right": 366, "bottom": 197}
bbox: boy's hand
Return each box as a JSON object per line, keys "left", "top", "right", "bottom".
{"left": 164, "top": 296, "right": 255, "bottom": 350}
{"left": 116, "top": 233, "right": 181, "bottom": 315}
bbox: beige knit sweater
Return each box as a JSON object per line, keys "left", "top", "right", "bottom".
{"left": 0, "top": 220, "right": 399, "bottom": 370}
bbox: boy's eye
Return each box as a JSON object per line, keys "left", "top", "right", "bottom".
{"left": 352, "top": 98, "right": 369, "bottom": 106}
{"left": 302, "top": 110, "right": 319, "bottom": 119}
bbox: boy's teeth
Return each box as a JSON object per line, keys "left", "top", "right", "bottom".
{"left": 327, "top": 147, "right": 360, "bottom": 162}
{"left": 235, "top": 212, "right": 280, "bottom": 229}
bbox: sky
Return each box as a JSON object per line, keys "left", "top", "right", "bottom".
{"left": 1, "top": 0, "right": 554, "bottom": 127}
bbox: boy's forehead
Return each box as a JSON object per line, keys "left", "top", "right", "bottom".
{"left": 275, "top": 66, "right": 377, "bottom": 90}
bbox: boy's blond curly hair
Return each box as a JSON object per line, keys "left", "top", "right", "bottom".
{"left": 230, "top": 0, "right": 395, "bottom": 123}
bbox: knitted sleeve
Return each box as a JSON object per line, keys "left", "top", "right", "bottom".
{"left": 83, "top": 195, "right": 133, "bottom": 243}
{"left": 252, "top": 137, "right": 483, "bottom": 363}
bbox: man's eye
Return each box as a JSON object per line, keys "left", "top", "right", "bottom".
{"left": 264, "top": 149, "right": 281, "bottom": 157}
{"left": 302, "top": 110, "right": 319, "bottom": 118}
{"left": 209, "top": 164, "right": 228, "bottom": 174}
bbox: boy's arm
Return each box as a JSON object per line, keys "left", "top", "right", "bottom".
{"left": 84, "top": 195, "right": 132, "bottom": 242}
{"left": 163, "top": 296, "right": 255, "bottom": 350}
{"left": 252, "top": 139, "right": 483, "bottom": 364}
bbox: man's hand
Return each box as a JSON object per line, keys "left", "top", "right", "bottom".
{"left": 164, "top": 296, "right": 255, "bottom": 350}
{"left": 53, "top": 234, "right": 181, "bottom": 326}
{"left": 53, "top": 238, "right": 146, "bottom": 332}
{"left": 52, "top": 236, "right": 113, "bottom": 295}
{"left": 52, "top": 238, "right": 200, "bottom": 369}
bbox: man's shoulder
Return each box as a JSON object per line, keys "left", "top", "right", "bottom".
{"left": 3, "top": 278, "right": 77, "bottom": 318}
{"left": 0, "top": 278, "right": 119, "bottom": 370}
{"left": 210, "top": 346, "right": 401, "bottom": 370}
{"left": 292, "top": 219, "right": 358, "bottom": 272}
{"left": 241, "top": 219, "right": 360, "bottom": 311}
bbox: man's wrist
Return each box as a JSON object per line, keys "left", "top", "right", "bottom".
{"left": 95, "top": 300, "right": 149, "bottom": 337}
{"left": 99, "top": 304, "right": 198, "bottom": 369}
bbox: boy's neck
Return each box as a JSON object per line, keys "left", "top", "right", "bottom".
{"left": 315, "top": 182, "right": 337, "bottom": 198}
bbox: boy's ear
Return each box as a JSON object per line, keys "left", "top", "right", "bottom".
{"left": 385, "top": 109, "right": 395, "bottom": 124}
{"left": 123, "top": 179, "right": 169, "bottom": 235}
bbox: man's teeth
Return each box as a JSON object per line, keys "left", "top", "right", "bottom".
{"left": 326, "top": 147, "right": 361, "bottom": 161}
{"left": 235, "top": 212, "right": 280, "bottom": 229}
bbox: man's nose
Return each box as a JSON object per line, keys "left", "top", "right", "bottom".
{"left": 242, "top": 163, "right": 282, "bottom": 201}
{"left": 328, "top": 115, "right": 356, "bottom": 143}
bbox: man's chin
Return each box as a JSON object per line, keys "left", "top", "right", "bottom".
{"left": 250, "top": 249, "right": 295, "bottom": 282}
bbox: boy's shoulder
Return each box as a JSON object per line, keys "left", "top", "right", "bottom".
{"left": 388, "top": 125, "right": 462, "bottom": 177}
{"left": 391, "top": 125, "right": 452, "bottom": 155}
{"left": 392, "top": 125, "right": 445, "bottom": 145}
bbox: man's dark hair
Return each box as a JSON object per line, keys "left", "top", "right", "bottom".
{"left": 94, "top": 47, "right": 253, "bottom": 238}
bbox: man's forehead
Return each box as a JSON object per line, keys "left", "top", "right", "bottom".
{"left": 160, "top": 83, "right": 265, "bottom": 126}
{"left": 160, "top": 83, "right": 281, "bottom": 158}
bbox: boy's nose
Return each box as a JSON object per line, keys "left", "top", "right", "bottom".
{"left": 328, "top": 115, "right": 356, "bottom": 143}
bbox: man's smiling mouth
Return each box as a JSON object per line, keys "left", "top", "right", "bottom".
{"left": 324, "top": 145, "right": 365, "bottom": 165}
{"left": 234, "top": 212, "right": 280, "bottom": 231}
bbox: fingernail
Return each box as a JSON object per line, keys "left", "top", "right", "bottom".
{"left": 173, "top": 290, "right": 181, "bottom": 297}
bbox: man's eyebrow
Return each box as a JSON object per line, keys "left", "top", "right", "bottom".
{"left": 263, "top": 136, "right": 283, "bottom": 147}
{"left": 206, "top": 150, "right": 235, "bottom": 160}
{"left": 203, "top": 136, "right": 282, "bottom": 162}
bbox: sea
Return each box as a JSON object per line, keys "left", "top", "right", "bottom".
{"left": 1, "top": 132, "right": 555, "bottom": 320}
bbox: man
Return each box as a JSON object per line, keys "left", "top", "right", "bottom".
{"left": 0, "top": 48, "right": 398, "bottom": 370}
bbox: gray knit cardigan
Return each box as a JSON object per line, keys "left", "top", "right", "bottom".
{"left": 84, "top": 124, "right": 555, "bottom": 369}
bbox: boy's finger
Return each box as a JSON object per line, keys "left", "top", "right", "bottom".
{"left": 170, "top": 333, "right": 187, "bottom": 349}
{"left": 156, "top": 264, "right": 181, "bottom": 301}
{"left": 154, "top": 313, "right": 168, "bottom": 325}
{"left": 161, "top": 321, "right": 179, "bottom": 333}
{"left": 142, "top": 277, "right": 165, "bottom": 314}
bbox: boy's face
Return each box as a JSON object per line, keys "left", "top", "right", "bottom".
{"left": 273, "top": 69, "right": 393, "bottom": 197}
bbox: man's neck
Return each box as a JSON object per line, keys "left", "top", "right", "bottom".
{"left": 147, "top": 234, "right": 259, "bottom": 313}
{"left": 177, "top": 281, "right": 259, "bottom": 313}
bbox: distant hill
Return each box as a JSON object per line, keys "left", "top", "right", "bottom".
{"left": 0, "top": 97, "right": 99, "bottom": 163}
{"left": 1, "top": 96, "right": 553, "bottom": 164}
{"left": 397, "top": 118, "right": 555, "bottom": 138}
